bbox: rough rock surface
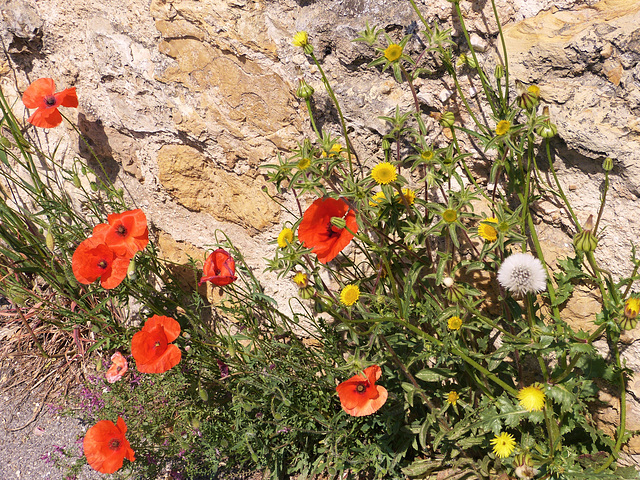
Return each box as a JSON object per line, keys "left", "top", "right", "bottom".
{"left": 2, "top": 0, "right": 640, "bottom": 466}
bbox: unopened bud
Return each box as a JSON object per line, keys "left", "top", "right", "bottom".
{"left": 465, "top": 54, "right": 477, "bottom": 69}
{"left": 330, "top": 216, "right": 347, "bottom": 229}
{"left": 296, "top": 78, "right": 314, "bottom": 99}
{"left": 573, "top": 229, "right": 598, "bottom": 253}
{"left": 45, "top": 230, "right": 55, "bottom": 252}
{"left": 127, "top": 257, "right": 137, "bottom": 280}
{"left": 494, "top": 64, "right": 504, "bottom": 80}
{"left": 603, "top": 157, "right": 614, "bottom": 172}
{"left": 516, "top": 80, "right": 539, "bottom": 111}
{"left": 440, "top": 111, "right": 455, "bottom": 128}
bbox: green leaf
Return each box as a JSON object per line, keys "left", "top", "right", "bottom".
{"left": 415, "top": 367, "right": 455, "bottom": 383}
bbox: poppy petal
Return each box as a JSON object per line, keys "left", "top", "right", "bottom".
{"left": 28, "top": 107, "right": 63, "bottom": 128}
{"left": 137, "top": 344, "right": 181, "bottom": 374}
{"left": 22, "top": 78, "right": 55, "bottom": 108}
{"left": 144, "top": 315, "right": 181, "bottom": 343}
{"left": 55, "top": 87, "right": 78, "bottom": 108}
{"left": 343, "top": 386, "right": 388, "bottom": 417}
{"left": 100, "top": 255, "right": 130, "bottom": 289}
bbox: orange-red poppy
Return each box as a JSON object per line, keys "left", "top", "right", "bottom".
{"left": 83, "top": 416, "right": 135, "bottom": 474}
{"left": 336, "top": 365, "right": 388, "bottom": 417}
{"left": 93, "top": 209, "right": 149, "bottom": 259}
{"left": 22, "top": 78, "right": 78, "bottom": 128}
{"left": 105, "top": 351, "right": 128, "bottom": 383}
{"left": 199, "top": 248, "right": 237, "bottom": 286}
{"left": 297, "top": 197, "right": 358, "bottom": 264}
{"left": 71, "top": 236, "right": 130, "bottom": 289}
{"left": 131, "top": 315, "right": 181, "bottom": 374}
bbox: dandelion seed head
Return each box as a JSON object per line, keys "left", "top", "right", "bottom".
{"left": 497, "top": 253, "right": 546, "bottom": 296}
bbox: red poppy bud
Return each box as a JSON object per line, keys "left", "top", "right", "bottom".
{"left": 199, "top": 249, "right": 237, "bottom": 286}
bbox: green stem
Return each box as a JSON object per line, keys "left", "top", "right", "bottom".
{"left": 305, "top": 99, "right": 321, "bottom": 139}
{"left": 545, "top": 140, "right": 579, "bottom": 228}
{"left": 450, "top": 128, "right": 492, "bottom": 204}
{"left": 594, "top": 346, "right": 627, "bottom": 473}
{"left": 453, "top": 1, "right": 498, "bottom": 117}
{"left": 490, "top": 0, "right": 510, "bottom": 109}
{"left": 390, "top": 316, "right": 519, "bottom": 396}
{"left": 310, "top": 52, "right": 354, "bottom": 178}
{"left": 526, "top": 293, "right": 549, "bottom": 381}
{"left": 593, "top": 169, "right": 610, "bottom": 234}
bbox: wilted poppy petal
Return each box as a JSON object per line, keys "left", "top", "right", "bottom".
{"left": 105, "top": 352, "right": 128, "bottom": 383}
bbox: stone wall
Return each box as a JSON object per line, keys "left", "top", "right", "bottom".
{"left": 2, "top": 0, "right": 640, "bottom": 463}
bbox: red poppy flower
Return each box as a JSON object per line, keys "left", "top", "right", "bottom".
{"left": 93, "top": 209, "right": 149, "bottom": 259}
{"left": 22, "top": 78, "right": 78, "bottom": 128}
{"left": 199, "top": 248, "right": 237, "bottom": 286}
{"left": 131, "top": 315, "right": 181, "bottom": 374}
{"left": 83, "top": 416, "right": 135, "bottom": 474}
{"left": 71, "top": 236, "right": 130, "bottom": 289}
{"left": 297, "top": 197, "right": 358, "bottom": 264}
{"left": 336, "top": 365, "right": 388, "bottom": 417}
{"left": 105, "top": 351, "right": 128, "bottom": 383}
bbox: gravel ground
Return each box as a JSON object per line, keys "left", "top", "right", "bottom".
{"left": 0, "top": 380, "right": 103, "bottom": 480}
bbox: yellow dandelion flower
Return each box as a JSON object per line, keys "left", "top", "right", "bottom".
{"left": 518, "top": 385, "right": 546, "bottom": 412}
{"left": 292, "top": 31, "right": 309, "bottom": 47}
{"left": 340, "top": 284, "right": 360, "bottom": 306}
{"left": 397, "top": 188, "right": 416, "bottom": 206}
{"left": 384, "top": 44, "right": 403, "bottom": 62}
{"left": 528, "top": 85, "right": 540, "bottom": 97}
{"left": 448, "top": 316, "right": 462, "bottom": 331}
{"left": 495, "top": 120, "right": 511, "bottom": 136}
{"left": 277, "top": 228, "right": 294, "bottom": 248}
{"left": 625, "top": 297, "right": 640, "bottom": 319}
{"left": 371, "top": 162, "right": 397, "bottom": 185}
{"left": 298, "top": 157, "right": 311, "bottom": 170}
{"left": 478, "top": 218, "right": 498, "bottom": 242}
{"left": 491, "top": 432, "right": 516, "bottom": 458}
{"left": 369, "top": 191, "right": 386, "bottom": 207}
{"left": 293, "top": 272, "right": 308, "bottom": 288}
{"left": 443, "top": 209, "right": 457, "bottom": 223}
{"left": 321, "top": 143, "right": 343, "bottom": 158}
{"left": 447, "top": 391, "right": 459, "bottom": 405}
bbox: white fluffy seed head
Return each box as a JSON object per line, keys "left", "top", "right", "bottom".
{"left": 497, "top": 253, "right": 547, "bottom": 296}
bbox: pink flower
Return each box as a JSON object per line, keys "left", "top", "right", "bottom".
{"left": 105, "top": 352, "right": 128, "bottom": 383}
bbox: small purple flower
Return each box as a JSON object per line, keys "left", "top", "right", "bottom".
{"left": 217, "top": 359, "right": 229, "bottom": 378}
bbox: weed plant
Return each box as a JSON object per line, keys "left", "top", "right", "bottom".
{"left": 0, "top": 0, "right": 639, "bottom": 479}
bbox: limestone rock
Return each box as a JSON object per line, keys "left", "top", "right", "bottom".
{"left": 157, "top": 144, "right": 280, "bottom": 233}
